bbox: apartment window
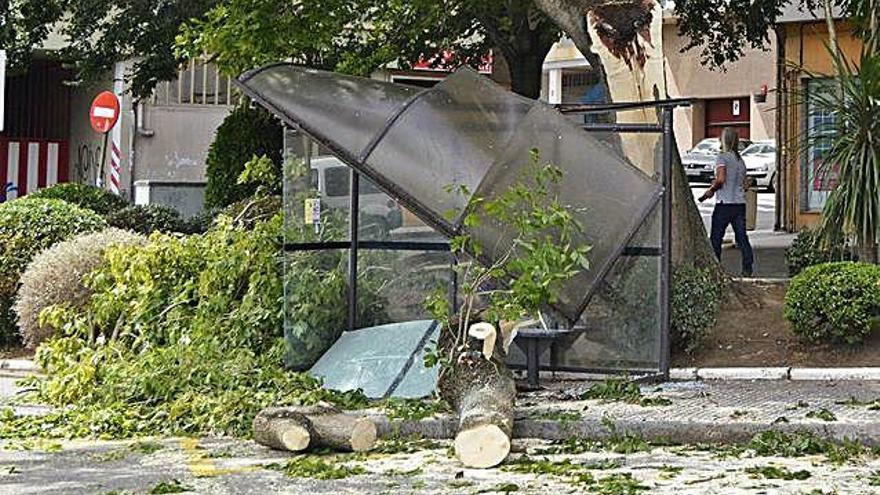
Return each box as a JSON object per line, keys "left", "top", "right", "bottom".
{"left": 803, "top": 78, "right": 837, "bottom": 211}
{"left": 151, "top": 58, "right": 240, "bottom": 106}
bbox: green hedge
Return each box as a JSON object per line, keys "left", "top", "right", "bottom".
{"left": 671, "top": 265, "right": 722, "bottom": 354}
{"left": 785, "top": 228, "right": 855, "bottom": 276}
{"left": 0, "top": 198, "right": 106, "bottom": 345}
{"left": 204, "top": 105, "right": 282, "bottom": 209}
{"left": 784, "top": 262, "right": 880, "bottom": 344}
{"left": 28, "top": 183, "right": 129, "bottom": 216}
{"left": 106, "top": 204, "right": 186, "bottom": 234}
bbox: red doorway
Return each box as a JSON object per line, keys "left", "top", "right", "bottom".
{"left": 705, "top": 97, "right": 750, "bottom": 139}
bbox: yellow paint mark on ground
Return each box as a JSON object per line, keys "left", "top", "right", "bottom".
{"left": 180, "top": 438, "right": 260, "bottom": 478}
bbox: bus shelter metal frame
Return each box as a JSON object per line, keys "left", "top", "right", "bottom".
{"left": 283, "top": 98, "right": 690, "bottom": 380}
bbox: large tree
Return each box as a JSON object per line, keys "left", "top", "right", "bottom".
{"left": 2, "top": 0, "right": 216, "bottom": 97}
{"left": 178, "top": 0, "right": 561, "bottom": 98}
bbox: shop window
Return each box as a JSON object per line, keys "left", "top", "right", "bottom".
{"left": 803, "top": 78, "right": 837, "bottom": 211}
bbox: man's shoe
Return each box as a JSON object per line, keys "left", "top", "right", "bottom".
{"left": 741, "top": 270, "right": 753, "bottom": 278}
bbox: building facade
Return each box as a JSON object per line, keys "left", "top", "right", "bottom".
{"left": 540, "top": 11, "right": 777, "bottom": 157}
{"left": 777, "top": 9, "right": 861, "bottom": 231}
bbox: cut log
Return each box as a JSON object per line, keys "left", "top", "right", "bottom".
{"left": 440, "top": 321, "right": 517, "bottom": 469}
{"left": 253, "top": 404, "right": 377, "bottom": 453}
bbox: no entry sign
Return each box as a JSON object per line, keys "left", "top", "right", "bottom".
{"left": 89, "top": 91, "right": 120, "bottom": 134}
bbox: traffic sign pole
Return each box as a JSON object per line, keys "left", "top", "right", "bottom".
{"left": 89, "top": 91, "right": 121, "bottom": 194}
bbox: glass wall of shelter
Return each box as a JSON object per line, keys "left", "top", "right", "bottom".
{"left": 240, "top": 65, "right": 673, "bottom": 375}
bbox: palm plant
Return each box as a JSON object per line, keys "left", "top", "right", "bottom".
{"left": 806, "top": 0, "right": 880, "bottom": 263}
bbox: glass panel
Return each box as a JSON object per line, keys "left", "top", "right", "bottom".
{"left": 309, "top": 321, "right": 440, "bottom": 399}
{"left": 470, "top": 104, "right": 661, "bottom": 321}
{"left": 366, "top": 70, "right": 533, "bottom": 222}
{"left": 551, "top": 203, "right": 662, "bottom": 371}
{"left": 241, "top": 65, "right": 420, "bottom": 157}
{"left": 358, "top": 249, "right": 454, "bottom": 325}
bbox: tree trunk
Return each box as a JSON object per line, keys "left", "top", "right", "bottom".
{"left": 507, "top": 52, "right": 546, "bottom": 99}
{"left": 534, "top": 0, "right": 723, "bottom": 276}
{"left": 439, "top": 325, "right": 517, "bottom": 469}
{"left": 253, "top": 404, "right": 377, "bottom": 453}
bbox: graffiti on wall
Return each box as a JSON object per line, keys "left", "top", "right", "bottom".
{"left": 74, "top": 142, "right": 104, "bottom": 186}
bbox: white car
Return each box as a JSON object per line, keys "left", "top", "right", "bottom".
{"left": 742, "top": 140, "right": 777, "bottom": 192}
{"left": 683, "top": 137, "right": 752, "bottom": 183}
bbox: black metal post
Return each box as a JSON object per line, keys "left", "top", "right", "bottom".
{"left": 659, "top": 108, "right": 673, "bottom": 378}
{"left": 347, "top": 170, "right": 360, "bottom": 331}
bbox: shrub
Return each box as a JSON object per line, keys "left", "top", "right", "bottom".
{"left": 106, "top": 204, "right": 186, "bottom": 234}
{"left": 671, "top": 265, "right": 723, "bottom": 354}
{"left": 786, "top": 228, "right": 855, "bottom": 277}
{"left": 223, "top": 195, "right": 282, "bottom": 229}
{"left": 180, "top": 207, "right": 222, "bottom": 235}
{"left": 204, "top": 105, "right": 282, "bottom": 209}
{"left": 0, "top": 198, "right": 106, "bottom": 346}
{"left": 18, "top": 215, "right": 385, "bottom": 438}
{"left": 28, "top": 183, "right": 129, "bottom": 216}
{"left": 784, "top": 262, "right": 880, "bottom": 345}
{"left": 14, "top": 228, "right": 146, "bottom": 348}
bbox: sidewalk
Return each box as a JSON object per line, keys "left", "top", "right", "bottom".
{"left": 719, "top": 230, "right": 795, "bottom": 279}
{"left": 4, "top": 377, "right": 880, "bottom": 494}
{"left": 380, "top": 379, "right": 880, "bottom": 447}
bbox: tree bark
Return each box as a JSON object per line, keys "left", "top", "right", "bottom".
{"left": 439, "top": 324, "right": 516, "bottom": 469}
{"left": 534, "top": 0, "right": 723, "bottom": 276}
{"left": 253, "top": 404, "right": 377, "bottom": 453}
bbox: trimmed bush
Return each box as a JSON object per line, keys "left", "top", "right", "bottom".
{"left": 204, "top": 105, "right": 282, "bottom": 209}
{"left": 786, "top": 228, "right": 855, "bottom": 276}
{"left": 107, "top": 204, "right": 186, "bottom": 234}
{"left": 0, "top": 198, "right": 106, "bottom": 345}
{"left": 223, "top": 195, "right": 282, "bottom": 229}
{"left": 14, "top": 228, "right": 146, "bottom": 348}
{"left": 784, "top": 262, "right": 880, "bottom": 345}
{"left": 28, "top": 183, "right": 129, "bottom": 216}
{"left": 181, "top": 208, "right": 222, "bottom": 235}
{"left": 671, "top": 265, "right": 723, "bottom": 354}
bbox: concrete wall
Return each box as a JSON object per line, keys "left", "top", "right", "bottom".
{"left": 66, "top": 61, "right": 230, "bottom": 210}
{"left": 663, "top": 23, "right": 777, "bottom": 154}
{"left": 135, "top": 104, "right": 230, "bottom": 183}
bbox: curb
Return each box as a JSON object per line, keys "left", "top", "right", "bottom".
{"left": 0, "top": 359, "right": 39, "bottom": 373}
{"left": 668, "top": 367, "right": 880, "bottom": 381}
{"left": 372, "top": 415, "right": 880, "bottom": 447}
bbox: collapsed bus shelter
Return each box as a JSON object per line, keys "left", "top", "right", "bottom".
{"left": 235, "top": 65, "right": 687, "bottom": 389}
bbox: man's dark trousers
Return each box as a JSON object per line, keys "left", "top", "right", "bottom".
{"left": 710, "top": 203, "right": 754, "bottom": 275}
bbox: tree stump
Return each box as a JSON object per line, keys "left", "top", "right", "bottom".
{"left": 253, "top": 404, "right": 377, "bottom": 452}
{"left": 439, "top": 321, "right": 517, "bottom": 468}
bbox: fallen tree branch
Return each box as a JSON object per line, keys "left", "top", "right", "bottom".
{"left": 253, "top": 404, "right": 377, "bottom": 453}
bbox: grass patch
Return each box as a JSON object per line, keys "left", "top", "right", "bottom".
{"left": 381, "top": 398, "right": 448, "bottom": 421}
{"left": 579, "top": 378, "right": 671, "bottom": 407}
{"left": 805, "top": 409, "right": 837, "bottom": 422}
{"left": 745, "top": 465, "right": 811, "bottom": 480}
{"left": 592, "top": 473, "right": 650, "bottom": 494}
{"left": 374, "top": 435, "right": 442, "bottom": 454}
{"left": 383, "top": 467, "right": 423, "bottom": 477}
{"left": 130, "top": 440, "right": 164, "bottom": 455}
{"left": 148, "top": 479, "right": 192, "bottom": 494}
{"left": 527, "top": 409, "right": 584, "bottom": 424}
{"left": 749, "top": 431, "right": 874, "bottom": 464}
{"left": 266, "top": 455, "right": 365, "bottom": 480}
{"left": 91, "top": 449, "right": 128, "bottom": 462}
{"left": 868, "top": 470, "right": 880, "bottom": 486}
{"left": 475, "top": 483, "right": 520, "bottom": 493}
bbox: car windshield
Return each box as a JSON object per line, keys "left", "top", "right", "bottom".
{"left": 742, "top": 144, "right": 763, "bottom": 156}
{"left": 692, "top": 140, "right": 720, "bottom": 154}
